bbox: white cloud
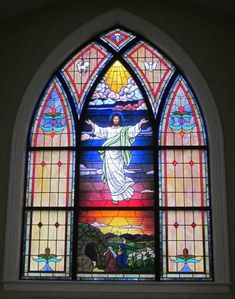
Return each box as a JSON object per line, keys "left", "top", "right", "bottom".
{"left": 141, "top": 189, "right": 154, "bottom": 193}
{"left": 91, "top": 76, "right": 143, "bottom": 102}
{"left": 103, "top": 98, "right": 116, "bottom": 105}
{"left": 80, "top": 164, "right": 100, "bottom": 176}
{"left": 108, "top": 91, "right": 120, "bottom": 100}
{"left": 89, "top": 99, "right": 104, "bottom": 106}
{"left": 91, "top": 222, "right": 108, "bottom": 228}
{"left": 96, "top": 168, "right": 103, "bottom": 174}
{"left": 136, "top": 103, "right": 147, "bottom": 110}
{"left": 81, "top": 133, "right": 90, "bottom": 141}
{"left": 124, "top": 169, "right": 136, "bottom": 174}
{"left": 119, "top": 225, "right": 144, "bottom": 229}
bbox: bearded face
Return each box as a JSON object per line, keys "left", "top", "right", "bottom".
{"left": 110, "top": 115, "right": 122, "bottom": 127}
{"left": 112, "top": 116, "right": 120, "bottom": 126}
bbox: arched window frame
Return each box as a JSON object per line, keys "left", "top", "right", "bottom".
{"left": 3, "top": 9, "right": 230, "bottom": 294}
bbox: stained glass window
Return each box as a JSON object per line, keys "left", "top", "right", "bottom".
{"left": 22, "top": 28, "right": 213, "bottom": 281}
{"left": 159, "top": 75, "right": 207, "bottom": 146}
{"left": 80, "top": 61, "right": 153, "bottom": 148}
{"left": 124, "top": 41, "right": 175, "bottom": 116}
{"left": 23, "top": 77, "right": 75, "bottom": 278}
{"left": 61, "top": 43, "right": 112, "bottom": 117}
{"left": 158, "top": 74, "right": 211, "bottom": 279}
{"left": 99, "top": 28, "right": 135, "bottom": 51}
{"left": 77, "top": 210, "right": 155, "bottom": 280}
{"left": 79, "top": 150, "right": 154, "bottom": 208}
{"left": 30, "top": 77, "right": 75, "bottom": 147}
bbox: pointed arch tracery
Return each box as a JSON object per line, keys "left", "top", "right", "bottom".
{"left": 21, "top": 27, "right": 212, "bottom": 281}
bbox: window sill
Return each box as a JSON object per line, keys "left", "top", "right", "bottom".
{"left": 2, "top": 280, "right": 230, "bottom": 294}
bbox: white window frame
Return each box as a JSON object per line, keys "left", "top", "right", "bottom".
{"left": 2, "top": 8, "right": 230, "bottom": 294}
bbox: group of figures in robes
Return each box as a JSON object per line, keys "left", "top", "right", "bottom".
{"left": 85, "top": 114, "right": 148, "bottom": 204}
{"left": 103, "top": 244, "right": 128, "bottom": 272}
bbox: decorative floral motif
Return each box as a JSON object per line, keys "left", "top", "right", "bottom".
{"left": 40, "top": 89, "right": 66, "bottom": 134}
{"left": 171, "top": 248, "right": 201, "bottom": 272}
{"left": 169, "top": 104, "right": 196, "bottom": 137}
{"left": 33, "top": 247, "right": 62, "bottom": 271}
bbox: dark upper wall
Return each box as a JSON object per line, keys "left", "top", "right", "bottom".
{"left": 1, "top": 0, "right": 235, "bottom": 19}
{"left": 0, "top": 0, "right": 58, "bottom": 19}
{"left": 0, "top": 0, "right": 234, "bottom": 298}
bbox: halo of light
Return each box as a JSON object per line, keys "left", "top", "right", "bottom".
{"left": 105, "top": 60, "right": 131, "bottom": 93}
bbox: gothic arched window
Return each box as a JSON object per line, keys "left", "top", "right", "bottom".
{"left": 21, "top": 28, "right": 212, "bottom": 281}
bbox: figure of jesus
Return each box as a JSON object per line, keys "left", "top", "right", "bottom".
{"left": 85, "top": 114, "right": 148, "bottom": 204}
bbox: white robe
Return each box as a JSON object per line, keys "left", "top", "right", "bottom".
{"left": 93, "top": 124, "right": 141, "bottom": 203}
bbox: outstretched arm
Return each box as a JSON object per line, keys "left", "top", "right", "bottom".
{"left": 85, "top": 119, "right": 95, "bottom": 130}
{"left": 128, "top": 118, "right": 149, "bottom": 138}
{"left": 85, "top": 119, "right": 108, "bottom": 139}
{"left": 137, "top": 118, "right": 149, "bottom": 129}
